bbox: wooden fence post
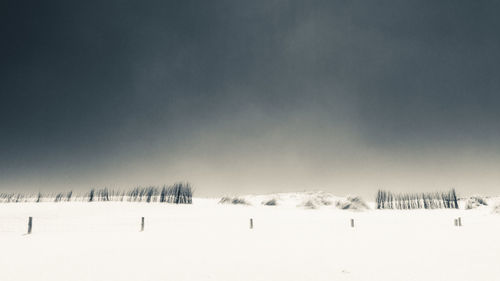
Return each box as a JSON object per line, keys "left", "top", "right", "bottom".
{"left": 350, "top": 219, "right": 354, "bottom": 228}
{"left": 27, "top": 217, "right": 32, "bottom": 234}
{"left": 250, "top": 218, "right": 253, "bottom": 229}
{"left": 141, "top": 217, "right": 145, "bottom": 232}
{"left": 454, "top": 218, "right": 458, "bottom": 226}
{"left": 458, "top": 217, "right": 462, "bottom": 227}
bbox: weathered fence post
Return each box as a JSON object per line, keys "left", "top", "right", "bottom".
{"left": 141, "top": 217, "right": 145, "bottom": 232}
{"left": 454, "top": 218, "right": 458, "bottom": 226}
{"left": 27, "top": 217, "right": 32, "bottom": 234}
{"left": 350, "top": 218, "right": 354, "bottom": 228}
{"left": 458, "top": 217, "right": 462, "bottom": 227}
{"left": 250, "top": 218, "right": 253, "bottom": 229}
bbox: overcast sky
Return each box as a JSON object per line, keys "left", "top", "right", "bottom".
{"left": 1, "top": 0, "right": 499, "bottom": 198}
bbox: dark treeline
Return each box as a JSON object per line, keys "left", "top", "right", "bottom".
{"left": 376, "top": 189, "right": 459, "bottom": 209}
{"left": 0, "top": 183, "right": 193, "bottom": 204}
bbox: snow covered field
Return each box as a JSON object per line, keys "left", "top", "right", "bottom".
{"left": 1, "top": 193, "right": 500, "bottom": 281}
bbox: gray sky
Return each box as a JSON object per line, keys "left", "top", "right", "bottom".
{"left": 1, "top": 0, "right": 499, "bottom": 198}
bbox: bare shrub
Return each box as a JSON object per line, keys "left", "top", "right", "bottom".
{"left": 88, "top": 189, "right": 95, "bottom": 202}
{"left": 336, "top": 197, "right": 369, "bottom": 211}
{"left": 321, "top": 199, "right": 332, "bottom": 206}
{"left": 262, "top": 198, "right": 278, "bottom": 206}
{"left": 297, "top": 193, "right": 335, "bottom": 209}
{"left": 219, "top": 196, "right": 249, "bottom": 205}
{"left": 466, "top": 196, "right": 488, "bottom": 209}
{"left": 300, "top": 200, "right": 317, "bottom": 209}
{"left": 66, "top": 191, "right": 73, "bottom": 201}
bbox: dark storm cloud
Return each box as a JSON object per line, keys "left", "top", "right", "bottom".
{"left": 348, "top": 1, "right": 500, "bottom": 146}
{"left": 1, "top": 1, "right": 499, "bottom": 194}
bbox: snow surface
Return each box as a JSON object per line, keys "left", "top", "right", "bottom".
{"left": 1, "top": 192, "right": 500, "bottom": 281}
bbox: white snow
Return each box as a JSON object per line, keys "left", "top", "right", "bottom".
{"left": 1, "top": 193, "right": 500, "bottom": 281}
